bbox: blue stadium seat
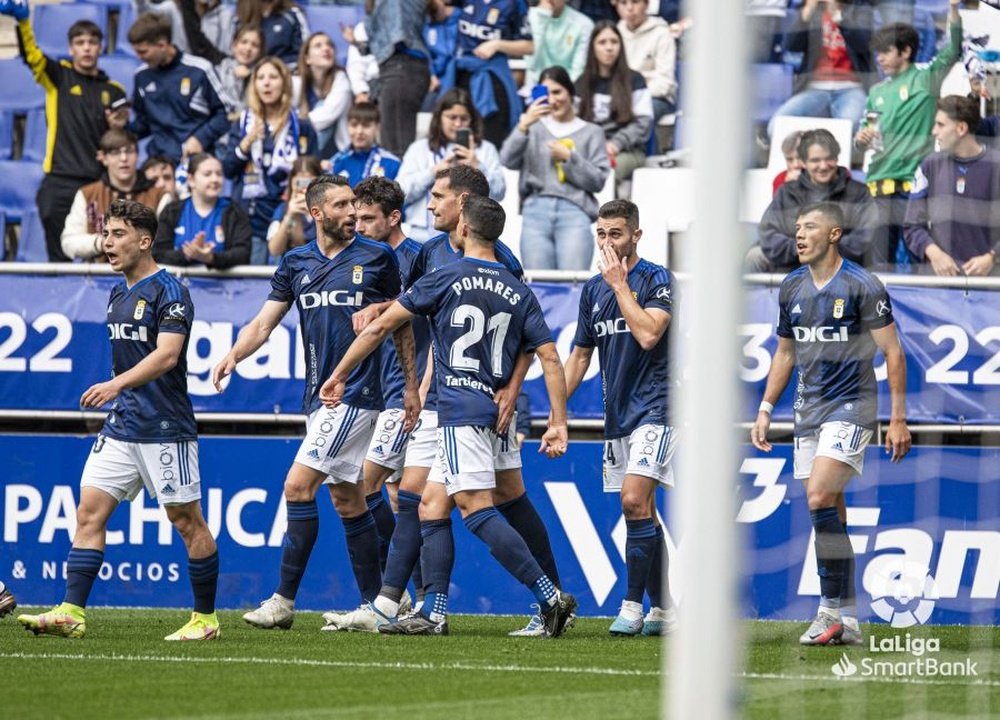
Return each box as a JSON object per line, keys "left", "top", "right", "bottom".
{"left": 0, "top": 59, "right": 45, "bottom": 113}
{"left": 15, "top": 207, "right": 48, "bottom": 262}
{"left": 100, "top": 54, "right": 140, "bottom": 98}
{"left": 0, "top": 111, "right": 12, "bottom": 161}
{"left": 32, "top": 4, "right": 108, "bottom": 59}
{"left": 751, "top": 63, "right": 793, "bottom": 124}
{"left": 22, "top": 109, "right": 47, "bottom": 164}
{"left": 0, "top": 160, "right": 45, "bottom": 223}
{"left": 303, "top": 5, "right": 367, "bottom": 66}
{"left": 114, "top": 2, "right": 138, "bottom": 58}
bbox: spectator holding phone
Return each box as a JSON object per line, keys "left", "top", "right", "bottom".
{"left": 153, "top": 153, "right": 252, "bottom": 268}
{"left": 500, "top": 66, "right": 610, "bottom": 270}
{"left": 267, "top": 155, "right": 323, "bottom": 259}
{"left": 397, "top": 88, "right": 506, "bottom": 240}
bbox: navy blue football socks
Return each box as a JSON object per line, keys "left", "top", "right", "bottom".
{"left": 276, "top": 500, "right": 319, "bottom": 600}
{"left": 366, "top": 490, "right": 396, "bottom": 573}
{"left": 645, "top": 524, "right": 667, "bottom": 609}
{"left": 463, "top": 507, "right": 546, "bottom": 591}
{"left": 343, "top": 510, "right": 382, "bottom": 603}
{"left": 381, "top": 490, "right": 423, "bottom": 602}
{"left": 188, "top": 551, "right": 219, "bottom": 614}
{"left": 625, "top": 518, "right": 658, "bottom": 604}
{"left": 810, "top": 507, "right": 848, "bottom": 610}
{"left": 419, "top": 519, "right": 454, "bottom": 618}
{"left": 64, "top": 547, "right": 104, "bottom": 608}
{"left": 497, "top": 492, "right": 561, "bottom": 588}
{"left": 841, "top": 519, "right": 856, "bottom": 616}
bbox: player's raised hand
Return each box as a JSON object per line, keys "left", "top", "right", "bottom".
{"left": 319, "top": 374, "right": 346, "bottom": 408}
{"left": 212, "top": 353, "right": 237, "bottom": 392}
{"left": 884, "top": 418, "right": 911, "bottom": 463}
{"left": 598, "top": 241, "right": 628, "bottom": 290}
{"left": 80, "top": 380, "right": 122, "bottom": 409}
{"left": 539, "top": 423, "right": 568, "bottom": 459}
{"left": 750, "top": 411, "right": 773, "bottom": 452}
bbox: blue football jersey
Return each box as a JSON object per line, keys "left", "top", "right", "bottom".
{"left": 102, "top": 269, "right": 196, "bottom": 442}
{"left": 456, "top": 0, "right": 531, "bottom": 56}
{"left": 378, "top": 237, "right": 430, "bottom": 409}
{"left": 776, "top": 259, "right": 895, "bottom": 435}
{"left": 270, "top": 238, "right": 402, "bottom": 414}
{"left": 399, "top": 257, "right": 552, "bottom": 427}
{"left": 408, "top": 233, "right": 524, "bottom": 411}
{"left": 573, "top": 259, "right": 674, "bottom": 439}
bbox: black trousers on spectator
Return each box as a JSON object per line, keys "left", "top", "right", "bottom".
{"left": 870, "top": 191, "right": 911, "bottom": 270}
{"left": 377, "top": 53, "right": 431, "bottom": 157}
{"left": 456, "top": 70, "right": 512, "bottom": 149}
{"left": 37, "top": 174, "right": 88, "bottom": 263}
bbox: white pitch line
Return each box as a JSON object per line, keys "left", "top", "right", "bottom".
{"left": 0, "top": 652, "right": 996, "bottom": 688}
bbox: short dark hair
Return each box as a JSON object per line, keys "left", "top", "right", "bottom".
{"left": 354, "top": 176, "right": 404, "bottom": 217}
{"left": 105, "top": 199, "right": 157, "bottom": 240}
{"left": 186, "top": 152, "right": 221, "bottom": 177}
{"left": 798, "top": 201, "right": 844, "bottom": 229}
{"left": 780, "top": 130, "right": 803, "bottom": 156}
{"left": 871, "top": 22, "right": 919, "bottom": 58}
{"left": 797, "top": 128, "right": 841, "bottom": 162}
{"left": 140, "top": 154, "right": 176, "bottom": 173}
{"left": 305, "top": 174, "right": 350, "bottom": 211}
{"left": 461, "top": 195, "right": 505, "bottom": 243}
{"left": 69, "top": 20, "right": 103, "bottom": 44}
{"left": 937, "top": 95, "right": 981, "bottom": 133}
{"left": 99, "top": 128, "right": 138, "bottom": 153}
{"left": 127, "top": 12, "right": 172, "bottom": 46}
{"left": 539, "top": 65, "right": 575, "bottom": 98}
{"left": 434, "top": 164, "right": 489, "bottom": 199}
{"left": 428, "top": 88, "right": 484, "bottom": 154}
{"left": 347, "top": 101, "right": 380, "bottom": 125}
{"left": 598, "top": 199, "right": 640, "bottom": 232}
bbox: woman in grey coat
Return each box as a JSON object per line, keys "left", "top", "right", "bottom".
{"left": 500, "top": 65, "right": 611, "bottom": 271}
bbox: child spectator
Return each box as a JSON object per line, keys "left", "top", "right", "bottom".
{"left": 577, "top": 21, "right": 653, "bottom": 199}
{"left": 153, "top": 153, "right": 251, "bottom": 268}
{"left": 772, "top": 130, "right": 803, "bottom": 195}
{"left": 500, "top": 66, "right": 610, "bottom": 270}
{"left": 617, "top": 0, "right": 677, "bottom": 153}
{"left": 224, "top": 57, "right": 316, "bottom": 264}
{"left": 331, "top": 103, "right": 401, "bottom": 187}
{"left": 128, "top": 12, "right": 232, "bottom": 164}
{"left": 236, "top": 0, "right": 309, "bottom": 68}
{"left": 293, "top": 32, "right": 353, "bottom": 157}
{"left": 267, "top": 155, "right": 323, "bottom": 259}
{"left": 61, "top": 129, "right": 171, "bottom": 261}
{"left": 142, "top": 155, "right": 178, "bottom": 199}
{"left": 397, "top": 88, "right": 506, "bottom": 241}
{"left": 0, "top": 2, "right": 128, "bottom": 262}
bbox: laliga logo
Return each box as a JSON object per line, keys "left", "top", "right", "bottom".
{"left": 869, "top": 559, "right": 940, "bottom": 628}
{"left": 831, "top": 653, "right": 858, "bottom": 677}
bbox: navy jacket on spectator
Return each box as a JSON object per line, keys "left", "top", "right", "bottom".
{"left": 904, "top": 147, "right": 1000, "bottom": 264}
{"left": 758, "top": 166, "right": 876, "bottom": 267}
{"left": 785, "top": 2, "right": 876, "bottom": 93}
{"left": 262, "top": 7, "right": 310, "bottom": 67}
{"left": 131, "top": 49, "right": 231, "bottom": 163}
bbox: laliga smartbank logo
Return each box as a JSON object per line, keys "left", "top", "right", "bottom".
{"left": 830, "top": 561, "right": 977, "bottom": 679}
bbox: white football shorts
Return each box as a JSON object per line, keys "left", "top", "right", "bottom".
{"left": 793, "top": 421, "right": 873, "bottom": 480}
{"left": 603, "top": 424, "right": 677, "bottom": 492}
{"left": 294, "top": 404, "right": 379, "bottom": 485}
{"left": 402, "top": 409, "right": 439, "bottom": 469}
{"left": 81, "top": 435, "right": 200, "bottom": 506}
{"left": 365, "top": 407, "right": 410, "bottom": 482}
{"left": 431, "top": 416, "right": 522, "bottom": 495}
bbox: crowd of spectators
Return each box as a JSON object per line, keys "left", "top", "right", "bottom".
{"left": 0, "top": 0, "right": 997, "bottom": 276}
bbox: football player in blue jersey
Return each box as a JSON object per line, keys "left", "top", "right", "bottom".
{"left": 751, "top": 202, "right": 911, "bottom": 647}
{"left": 320, "top": 195, "right": 578, "bottom": 637}
{"left": 323, "top": 165, "right": 565, "bottom": 635}
{"left": 18, "top": 200, "right": 220, "bottom": 641}
{"left": 317, "top": 176, "right": 428, "bottom": 626}
{"left": 212, "top": 175, "right": 419, "bottom": 630}
{"left": 564, "top": 199, "right": 677, "bottom": 637}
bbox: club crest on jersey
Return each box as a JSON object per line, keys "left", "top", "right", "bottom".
{"left": 352, "top": 265, "right": 364, "bottom": 285}
{"left": 180, "top": 77, "right": 191, "bottom": 96}
{"left": 101, "top": 90, "right": 110, "bottom": 106}
{"left": 486, "top": 7, "right": 500, "bottom": 24}
{"left": 833, "top": 298, "right": 845, "bottom": 319}
{"left": 133, "top": 299, "right": 147, "bottom": 320}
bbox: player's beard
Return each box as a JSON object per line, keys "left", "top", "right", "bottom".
{"left": 321, "top": 216, "right": 353, "bottom": 244}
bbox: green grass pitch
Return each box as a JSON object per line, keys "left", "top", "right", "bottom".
{"left": 1, "top": 609, "right": 996, "bottom": 719}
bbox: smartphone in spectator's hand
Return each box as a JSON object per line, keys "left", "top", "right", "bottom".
{"left": 455, "top": 128, "right": 472, "bottom": 149}
{"left": 530, "top": 84, "right": 549, "bottom": 104}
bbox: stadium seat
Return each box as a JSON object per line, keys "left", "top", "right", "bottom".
{"left": 0, "top": 160, "right": 45, "bottom": 223}
{"left": 0, "top": 59, "right": 45, "bottom": 113}
{"left": 100, "top": 54, "right": 140, "bottom": 99}
{"left": 32, "top": 4, "right": 108, "bottom": 59}
{"left": 751, "top": 63, "right": 793, "bottom": 124}
{"left": 303, "top": 5, "right": 367, "bottom": 66}
{"left": 14, "top": 208, "right": 47, "bottom": 262}
{"left": 114, "top": 2, "right": 138, "bottom": 58}
{"left": 0, "top": 111, "right": 12, "bottom": 161}
{"left": 21, "top": 109, "right": 47, "bottom": 164}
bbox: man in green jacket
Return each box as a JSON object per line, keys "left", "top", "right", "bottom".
{"left": 854, "top": 0, "right": 962, "bottom": 268}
